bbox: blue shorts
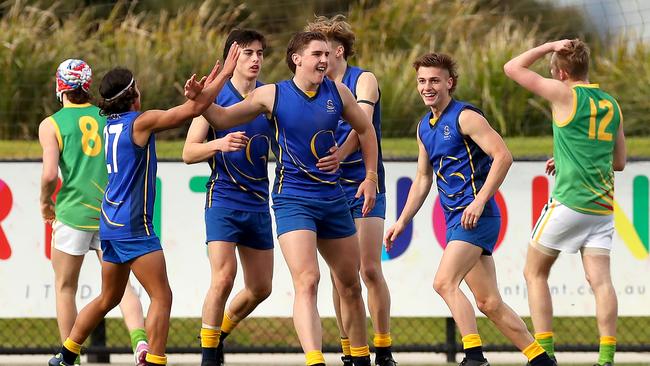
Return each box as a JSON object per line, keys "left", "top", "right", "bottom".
{"left": 446, "top": 216, "right": 501, "bottom": 255}
{"left": 205, "top": 206, "right": 273, "bottom": 250}
{"left": 101, "top": 235, "right": 162, "bottom": 264}
{"left": 272, "top": 195, "right": 356, "bottom": 239}
{"left": 347, "top": 192, "right": 386, "bottom": 219}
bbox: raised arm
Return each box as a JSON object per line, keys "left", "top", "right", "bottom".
{"left": 503, "top": 40, "right": 573, "bottom": 104}
{"left": 458, "top": 109, "right": 513, "bottom": 230}
{"left": 132, "top": 43, "right": 241, "bottom": 146}
{"left": 337, "top": 81, "right": 378, "bottom": 216}
{"left": 38, "top": 118, "right": 60, "bottom": 223}
{"left": 384, "top": 129, "right": 433, "bottom": 250}
{"left": 201, "top": 84, "right": 274, "bottom": 131}
{"left": 182, "top": 116, "right": 249, "bottom": 164}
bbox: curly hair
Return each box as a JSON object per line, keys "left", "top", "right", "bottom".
{"left": 305, "top": 14, "right": 355, "bottom": 60}
{"left": 98, "top": 67, "right": 139, "bottom": 116}
{"left": 413, "top": 53, "right": 459, "bottom": 95}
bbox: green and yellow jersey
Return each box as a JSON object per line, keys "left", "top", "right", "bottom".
{"left": 49, "top": 103, "right": 107, "bottom": 230}
{"left": 552, "top": 84, "right": 622, "bottom": 215}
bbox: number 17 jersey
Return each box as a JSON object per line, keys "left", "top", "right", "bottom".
{"left": 100, "top": 111, "right": 157, "bottom": 240}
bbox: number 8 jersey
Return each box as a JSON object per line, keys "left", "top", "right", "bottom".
{"left": 48, "top": 103, "right": 107, "bottom": 230}
{"left": 100, "top": 111, "right": 157, "bottom": 240}
{"left": 552, "top": 84, "right": 622, "bottom": 215}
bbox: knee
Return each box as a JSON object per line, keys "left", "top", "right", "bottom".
{"left": 294, "top": 271, "right": 320, "bottom": 297}
{"left": 523, "top": 264, "right": 547, "bottom": 283}
{"left": 100, "top": 292, "right": 124, "bottom": 311}
{"left": 55, "top": 275, "right": 78, "bottom": 293}
{"left": 433, "top": 277, "right": 454, "bottom": 297}
{"left": 337, "top": 276, "right": 362, "bottom": 301}
{"left": 211, "top": 273, "right": 235, "bottom": 293}
{"left": 248, "top": 282, "right": 272, "bottom": 302}
{"left": 475, "top": 296, "right": 502, "bottom": 317}
{"left": 360, "top": 263, "right": 383, "bottom": 286}
{"left": 153, "top": 284, "right": 173, "bottom": 311}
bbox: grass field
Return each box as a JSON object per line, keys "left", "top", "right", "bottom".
{"left": 2, "top": 137, "right": 650, "bottom": 160}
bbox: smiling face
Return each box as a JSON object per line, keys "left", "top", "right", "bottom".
{"left": 293, "top": 39, "right": 329, "bottom": 85}
{"left": 416, "top": 66, "right": 453, "bottom": 109}
{"left": 234, "top": 40, "right": 264, "bottom": 80}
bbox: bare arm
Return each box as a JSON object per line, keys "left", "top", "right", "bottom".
{"left": 38, "top": 118, "right": 60, "bottom": 223}
{"left": 132, "top": 44, "right": 241, "bottom": 146}
{"left": 458, "top": 110, "right": 513, "bottom": 229}
{"left": 182, "top": 116, "right": 249, "bottom": 164}
{"left": 384, "top": 130, "right": 433, "bottom": 250}
{"left": 613, "top": 117, "right": 626, "bottom": 171}
{"left": 503, "top": 40, "right": 573, "bottom": 105}
{"left": 337, "top": 72, "right": 379, "bottom": 159}
{"left": 202, "top": 85, "right": 274, "bottom": 131}
{"left": 337, "top": 81, "right": 378, "bottom": 216}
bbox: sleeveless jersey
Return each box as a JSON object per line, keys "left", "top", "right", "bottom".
{"left": 205, "top": 80, "right": 272, "bottom": 212}
{"left": 99, "top": 111, "right": 157, "bottom": 240}
{"left": 418, "top": 99, "right": 499, "bottom": 228}
{"left": 552, "top": 84, "right": 621, "bottom": 215}
{"left": 270, "top": 78, "right": 345, "bottom": 198}
{"left": 49, "top": 103, "right": 107, "bottom": 230}
{"left": 336, "top": 65, "right": 386, "bottom": 198}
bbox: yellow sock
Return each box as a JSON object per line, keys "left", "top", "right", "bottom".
{"left": 305, "top": 350, "right": 325, "bottom": 365}
{"left": 145, "top": 353, "right": 167, "bottom": 365}
{"left": 63, "top": 338, "right": 82, "bottom": 355}
{"left": 350, "top": 345, "right": 370, "bottom": 357}
{"left": 221, "top": 312, "right": 239, "bottom": 334}
{"left": 600, "top": 336, "right": 617, "bottom": 345}
{"left": 462, "top": 334, "right": 482, "bottom": 349}
{"left": 341, "top": 337, "right": 351, "bottom": 356}
{"left": 522, "top": 341, "right": 546, "bottom": 361}
{"left": 200, "top": 328, "right": 221, "bottom": 348}
{"left": 373, "top": 333, "right": 392, "bottom": 348}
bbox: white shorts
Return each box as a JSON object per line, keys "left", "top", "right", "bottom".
{"left": 530, "top": 198, "right": 614, "bottom": 255}
{"left": 52, "top": 220, "right": 101, "bottom": 256}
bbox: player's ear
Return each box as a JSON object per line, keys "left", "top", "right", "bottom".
{"left": 292, "top": 53, "right": 301, "bottom": 68}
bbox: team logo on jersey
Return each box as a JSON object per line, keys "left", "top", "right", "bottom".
{"left": 326, "top": 99, "right": 336, "bottom": 113}
{"left": 443, "top": 125, "right": 451, "bottom": 140}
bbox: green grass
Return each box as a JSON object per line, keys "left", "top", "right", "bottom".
{"left": 2, "top": 137, "right": 650, "bottom": 161}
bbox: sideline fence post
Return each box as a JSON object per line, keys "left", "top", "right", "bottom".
{"left": 86, "top": 319, "right": 109, "bottom": 363}
{"left": 445, "top": 317, "right": 457, "bottom": 363}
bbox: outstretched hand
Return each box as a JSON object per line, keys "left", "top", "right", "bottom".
{"left": 184, "top": 73, "right": 208, "bottom": 100}
{"left": 220, "top": 42, "right": 241, "bottom": 79}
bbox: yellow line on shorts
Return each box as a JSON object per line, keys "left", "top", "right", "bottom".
{"left": 534, "top": 202, "right": 556, "bottom": 242}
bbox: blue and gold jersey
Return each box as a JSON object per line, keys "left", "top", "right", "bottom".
{"left": 418, "top": 99, "right": 499, "bottom": 228}
{"left": 336, "top": 66, "right": 386, "bottom": 198}
{"left": 271, "top": 78, "right": 345, "bottom": 198}
{"left": 205, "top": 80, "right": 272, "bottom": 212}
{"left": 100, "top": 111, "right": 157, "bottom": 240}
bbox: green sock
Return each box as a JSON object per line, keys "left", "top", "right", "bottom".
{"left": 74, "top": 354, "right": 81, "bottom": 365}
{"left": 130, "top": 328, "right": 148, "bottom": 352}
{"left": 598, "top": 342, "right": 616, "bottom": 364}
{"left": 535, "top": 332, "right": 555, "bottom": 358}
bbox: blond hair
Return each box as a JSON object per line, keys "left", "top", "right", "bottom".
{"left": 552, "top": 38, "right": 590, "bottom": 80}
{"left": 305, "top": 14, "right": 356, "bottom": 59}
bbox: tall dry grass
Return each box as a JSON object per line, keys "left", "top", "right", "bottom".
{"left": 1, "top": 0, "right": 648, "bottom": 139}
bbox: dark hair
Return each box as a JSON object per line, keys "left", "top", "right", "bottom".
{"left": 305, "top": 15, "right": 355, "bottom": 60}
{"left": 63, "top": 88, "right": 92, "bottom": 104}
{"left": 413, "top": 53, "right": 459, "bottom": 94}
{"left": 552, "top": 38, "right": 590, "bottom": 80}
{"left": 98, "top": 67, "right": 139, "bottom": 115}
{"left": 285, "top": 31, "right": 327, "bottom": 73}
{"left": 223, "top": 29, "right": 266, "bottom": 60}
